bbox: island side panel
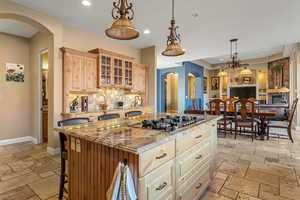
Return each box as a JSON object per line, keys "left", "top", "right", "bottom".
{"left": 68, "top": 136, "right": 139, "bottom": 200}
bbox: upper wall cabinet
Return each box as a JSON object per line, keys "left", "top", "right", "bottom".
{"left": 89, "top": 48, "right": 135, "bottom": 89}
{"left": 61, "top": 47, "right": 98, "bottom": 93}
{"left": 132, "top": 64, "right": 146, "bottom": 93}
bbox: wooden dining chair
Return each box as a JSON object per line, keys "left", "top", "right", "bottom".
{"left": 57, "top": 118, "right": 90, "bottom": 200}
{"left": 267, "top": 98, "right": 298, "bottom": 142}
{"left": 209, "top": 99, "right": 232, "bottom": 136}
{"left": 234, "top": 99, "right": 258, "bottom": 141}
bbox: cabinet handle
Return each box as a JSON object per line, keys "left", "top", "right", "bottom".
{"left": 195, "top": 155, "right": 202, "bottom": 160}
{"left": 156, "top": 182, "right": 167, "bottom": 191}
{"left": 212, "top": 124, "right": 216, "bottom": 127}
{"left": 195, "top": 135, "right": 202, "bottom": 139}
{"left": 195, "top": 183, "right": 202, "bottom": 189}
{"left": 156, "top": 153, "right": 167, "bottom": 159}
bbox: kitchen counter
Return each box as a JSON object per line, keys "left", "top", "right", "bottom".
{"left": 54, "top": 113, "right": 219, "bottom": 154}
{"left": 55, "top": 112, "right": 219, "bottom": 200}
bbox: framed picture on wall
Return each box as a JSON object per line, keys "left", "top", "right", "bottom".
{"left": 5, "top": 63, "right": 24, "bottom": 82}
{"left": 211, "top": 76, "right": 220, "bottom": 91}
{"left": 203, "top": 77, "right": 207, "bottom": 94}
{"left": 243, "top": 77, "right": 252, "bottom": 84}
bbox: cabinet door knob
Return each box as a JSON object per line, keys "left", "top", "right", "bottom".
{"left": 195, "top": 155, "right": 202, "bottom": 160}
{"left": 156, "top": 153, "right": 167, "bottom": 159}
{"left": 156, "top": 182, "right": 167, "bottom": 191}
{"left": 195, "top": 183, "right": 202, "bottom": 189}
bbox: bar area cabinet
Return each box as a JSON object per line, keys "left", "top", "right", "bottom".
{"left": 132, "top": 63, "right": 146, "bottom": 93}
{"left": 89, "top": 48, "right": 135, "bottom": 89}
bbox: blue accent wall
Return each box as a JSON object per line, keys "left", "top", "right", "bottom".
{"left": 157, "top": 62, "right": 204, "bottom": 113}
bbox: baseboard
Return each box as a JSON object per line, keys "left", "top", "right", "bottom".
{"left": 47, "top": 146, "right": 61, "bottom": 155}
{"left": 0, "top": 136, "right": 38, "bottom": 146}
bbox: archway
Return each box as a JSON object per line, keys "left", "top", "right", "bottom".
{"left": 186, "top": 72, "right": 203, "bottom": 110}
{"left": 0, "top": 13, "right": 59, "bottom": 150}
{"left": 164, "top": 72, "right": 179, "bottom": 113}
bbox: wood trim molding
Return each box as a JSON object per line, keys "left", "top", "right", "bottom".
{"left": 61, "top": 47, "right": 99, "bottom": 58}
{"left": 89, "top": 48, "right": 136, "bottom": 61}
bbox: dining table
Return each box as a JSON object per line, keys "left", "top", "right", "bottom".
{"left": 206, "top": 109, "right": 276, "bottom": 140}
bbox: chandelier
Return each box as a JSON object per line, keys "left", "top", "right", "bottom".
{"left": 162, "top": 0, "right": 185, "bottom": 56}
{"left": 105, "top": 0, "right": 139, "bottom": 40}
{"left": 226, "top": 38, "right": 249, "bottom": 69}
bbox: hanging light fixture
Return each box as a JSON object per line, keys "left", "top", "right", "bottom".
{"left": 162, "top": 0, "right": 185, "bottom": 56}
{"left": 225, "top": 38, "right": 249, "bottom": 70}
{"left": 105, "top": 0, "right": 139, "bottom": 40}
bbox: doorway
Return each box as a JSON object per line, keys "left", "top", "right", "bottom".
{"left": 164, "top": 73, "right": 178, "bottom": 113}
{"left": 39, "top": 49, "right": 49, "bottom": 143}
{"left": 187, "top": 73, "right": 203, "bottom": 110}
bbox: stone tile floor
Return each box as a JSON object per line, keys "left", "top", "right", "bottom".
{"left": 0, "top": 132, "right": 300, "bottom": 200}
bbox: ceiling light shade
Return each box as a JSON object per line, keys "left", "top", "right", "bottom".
{"left": 162, "top": 0, "right": 185, "bottom": 57}
{"left": 105, "top": 0, "right": 139, "bottom": 40}
{"left": 240, "top": 67, "right": 252, "bottom": 75}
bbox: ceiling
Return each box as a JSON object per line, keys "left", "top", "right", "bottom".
{"left": 11, "top": 0, "right": 300, "bottom": 68}
{"left": 202, "top": 45, "right": 284, "bottom": 65}
{"left": 0, "top": 19, "right": 39, "bottom": 38}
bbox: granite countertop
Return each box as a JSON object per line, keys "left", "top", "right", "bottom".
{"left": 54, "top": 113, "right": 220, "bottom": 154}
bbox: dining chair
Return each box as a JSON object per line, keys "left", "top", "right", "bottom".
{"left": 267, "top": 98, "right": 298, "bottom": 143}
{"left": 57, "top": 118, "right": 90, "bottom": 200}
{"left": 125, "top": 111, "right": 143, "bottom": 117}
{"left": 209, "top": 99, "right": 232, "bottom": 137}
{"left": 233, "top": 99, "right": 258, "bottom": 141}
{"left": 98, "top": 113, "right": 120, "bottom": 121}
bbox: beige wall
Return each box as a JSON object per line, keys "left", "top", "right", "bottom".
{"left": 0, "top": 33, "right": 31, "bottom": 140}
{"left": 62, "top": 24, "right": 141, "bottom": 63}
{"left": 0, "top": 0, "right": 147, "bottom": 150}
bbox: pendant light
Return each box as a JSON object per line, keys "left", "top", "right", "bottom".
{"left": 162, "top": 0, "right": 185, "bottom": 56}
{"left": 105, "top": 0, "right": 139, "bottom": 40}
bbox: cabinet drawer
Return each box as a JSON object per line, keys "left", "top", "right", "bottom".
{"left": 176, "top": 141, "right": 210, "bottom": 184}
{"left": 139, "top": 160, "right": 175, "bottom": 200}
{"left": 139, "top": 140, "right": 175, "bottom": 177}
{"left": 176, "top": 125, "right": 212, "bottom": 154}
{"left": 176, "top": 166, "right": 210, "bottom": 200}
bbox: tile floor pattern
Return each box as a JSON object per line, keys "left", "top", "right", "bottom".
{"left": 0, "top": 132, "right": 300, "bottom": 199}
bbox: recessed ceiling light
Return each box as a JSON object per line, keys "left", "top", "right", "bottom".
{"left": 182, "top": 49, "right": 186, "bottom": 52}
{"left": 82, "top": 0, "right": 91, "bottom": 6}
{"left": 143, "top": 29, "right": 151, "bottom": 34}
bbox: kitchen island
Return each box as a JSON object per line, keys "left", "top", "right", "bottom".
{"left": 54, "top": 113, "right": 219, "bottom": 200}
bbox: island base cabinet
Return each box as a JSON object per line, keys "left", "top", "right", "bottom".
{"left": 176, "top": 166, "right": 211, "bottom": 200}
{"left": 138, "top": 160, "right": 176, "bottom": 200}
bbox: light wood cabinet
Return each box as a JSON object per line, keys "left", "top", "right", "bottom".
{"left": 139, "top": 140, "right": 175, "bottom": 177}
{"left": 132, "top": 63, "right": 146, "bottom": 93}
{"left": 89, "top": 48, "right": 135, "bottom": 88}
{"left": 139, "top": 159, "right": 176, "bottom": 200}
{"left": 61, "top": 47, "right": 98, "bottom": 112}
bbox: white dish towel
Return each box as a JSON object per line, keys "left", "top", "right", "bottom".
{"left": 107, "top": 162, "right": 137, "bottom": 200}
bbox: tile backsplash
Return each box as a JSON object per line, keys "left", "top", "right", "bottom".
{"left": 69, "top": 88, "right": 142, "bottom": 112}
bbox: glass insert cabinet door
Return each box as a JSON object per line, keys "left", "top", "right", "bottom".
{"left": 100, "top": 55, "right": 111, "bottom": 85}
{"left": 114, "top": 58, "right": 123, "bottom": 85}
{"left": 125, "top": 61, "right": 133, "bottom": 87}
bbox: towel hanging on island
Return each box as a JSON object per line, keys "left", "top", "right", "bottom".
{"left": 106, "top": 162, "right": 137, "bottom": 200}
